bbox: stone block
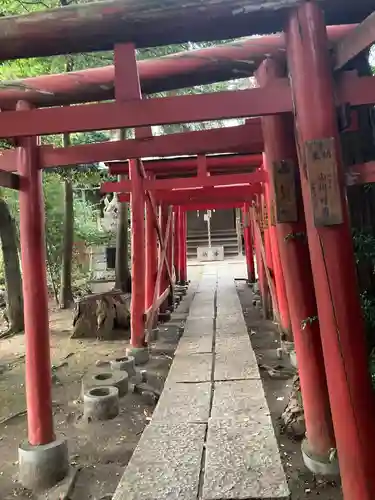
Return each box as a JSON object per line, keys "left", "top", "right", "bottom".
{"left": 203, "top": 419, "right": 290, "bottom": 499}
{"left": 175, "top": 334, "right": 213, "bottom": 355}
{"left": 152, "top": 382, "right": 211, "bottom": 424}
{"left": 168, "top": 353, "right": 212, "bottom": 383}
{"left": 214, "top": 351, "right": 259, "bottom": 381}
{"left": 215, "top": 334, "right": 252, "bottom": 354}
{"left": 113, "top": 423, "right": 206, "bottom": 500}
{"left": 211, "top": 380, "right": 270, "bottom": 422}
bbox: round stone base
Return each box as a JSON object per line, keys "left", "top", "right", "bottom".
{"left": 18, "top": 438, "right": 69, "bottom": 491}
{"left": 110, "top": 355, "right": 136, "bottom": 377}
{"left": 301, "top": 439, "right": 340, "bottom": 476}
{"left": 126, "top": 346, "right": 150, "bottom": 365}
{"left": 82, "top": 370, "right": 128, "bottom": 397}
{"left": 83, "top": 386, "right": 119, "bottom": 421}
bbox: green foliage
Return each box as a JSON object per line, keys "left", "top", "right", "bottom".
{"left": 352, "top": 228, "right": 375, "bottom": 264}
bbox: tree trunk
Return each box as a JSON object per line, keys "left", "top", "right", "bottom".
{"left": 0, "top": 198, "right": 24, "bottom": 332}
{"left": 59, "top": 134, "right": 74, "bottom": 308}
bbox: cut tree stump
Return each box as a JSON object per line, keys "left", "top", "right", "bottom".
{"left": 72, "top": 290, "right": 131, "bottom": 340}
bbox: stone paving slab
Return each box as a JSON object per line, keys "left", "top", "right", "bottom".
{"left": 113, "top": 423, "right": 206, "bottom": 500}
{"left": 152, "top": 382, "right": 211, "bottom": 423}
{"left": 189, "top": 304, "right": 214, "bottom": 318}
{"left": 183, "top": 318, "right": 214, "bottom": 337}
{"left": 215, "top": 334, "right": 252, "bottom": 354}
{"left": 168, "top": 353, "right": 213, "bottom": 383}
{"left": 211, "top": 380, "right": 270, "bottom": 421}
{"left": 175, "top": 334, "right": 213, "bottom": 355}
{"left": 215, "top": 351, "right": 260, "bottom": 381}
{"left": 216, "top": 317, "right": 247, "bottom": 336}
{"left": 203, "top": 419, "right": 290, "bottom": 499}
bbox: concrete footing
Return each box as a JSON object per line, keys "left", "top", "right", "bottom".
{"left": 126, "top": 346, "right": 150, "bottom": 365}
{"left": 289, "top": 350, "right": 298, "bottom": 369}
{"left": 301, "top": 439, "right": 339, "bottom": 476}
{"left": 18, "top": 437, "right": 69, "bottom": 491}
{"left": 83, "top": 386, "right": 119, "bottom": 421}
{"left": 82, "top": 370, "right": 129, "bottom": 397}
{"left": 110, "top": 356, "right": 136, "bottom": 377}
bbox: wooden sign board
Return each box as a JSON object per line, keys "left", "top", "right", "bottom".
{"left": 272, "top": 159, "right": 298, "bottom": 223}
{"left": 305, "top": 138, "right": 343, "bottom": 226}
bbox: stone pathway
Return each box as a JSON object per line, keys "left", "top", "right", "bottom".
{"left": 113, "top": 263, "right": 289, "bottom": 500}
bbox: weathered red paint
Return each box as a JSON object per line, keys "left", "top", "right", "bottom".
{"left": 257, "top": 57, "right": 335, "bottom": 459}
{"left": 102, "top": 171, "right": 265, "bottom": 195}
{"left": 287, "top": 4, "right": 375, "bottom": 498}
{"left": 242, "top": 203, "right": 255, "bottom": 282}
{"left": 129, "top": 159, "right": 146, "bottom": 347}
{"left": 0, "top": 82, "right": 292, "bottom": 139}
{"left": 118, "top": 184, "right": 261, "bottom": 204}
{"left": 109, "top": 153, "right": 263, "bottom": 177}
{"left": 159, "top": 203, "right": 170, "bottom": 311}
{"left": 262, "top": 156, "right": 291, "bottom": 337}
{"left": 179, "top": 209, "right": 187, "bottom": 284}
{"left": 182, "top": 201, "right": 244, "bottom": 211}
{"left": 1, "top": 70, "right": 374, "bottom": 139}
{"left": 173, "top": 210, "right": 180, "bottom": 283}
{"left": 17, "top": 101, "right": 54, "bottom": 446}
{"left": 0, "top": 25, "right": 355, "bottom": 109}
{"left": 145, "top": 194, "right": 158, "bottom": 312}
{"left": 37, "top": 124, "right": 263, "bottom": 171}
{"left": 251, "top": 201, "right": 268, "bottom": 310}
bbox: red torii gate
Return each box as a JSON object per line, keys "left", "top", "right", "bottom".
{"left": 1, "top": 1, "right": 375, "bottom": 497}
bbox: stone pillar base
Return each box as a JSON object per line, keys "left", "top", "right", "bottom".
{"left": 19, "top": 438, "right": 69, "bottom": 491}
{"left": 301, "top": 439, "right": 339, "bottom": 476}
{"left": 126, "top": 346, "right": 150, "bottom": 365}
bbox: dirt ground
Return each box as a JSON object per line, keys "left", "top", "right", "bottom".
{"left": 236, "top": 279, "right": 343, "bottom": 500}
{"left": 0, "top": 262, "right": 343, "bottom": 500}
{"left": 0, "top": 298, "right": 191, "bottom": 500}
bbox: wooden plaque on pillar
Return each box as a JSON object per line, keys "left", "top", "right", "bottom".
{"left": 272, "top": 159, "right": 298, "bottom": 223}
{"left": 305, "top": 138, "right": 343, "bottom": 226}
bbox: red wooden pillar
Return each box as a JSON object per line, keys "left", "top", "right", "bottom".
{"left": 129, "top": 159, "right": 146, "bottom": 348}
{"left": 251, "top": 199, "right": 268, "bottom": 310}
{"left": 287, "top": 3, "right": 375, "bottom": 497}
{"left": 263, "top": 158, "right": 291, "bottom": 338}
{"left": 174, "top": 208, "right": 180, "bottom": 283}
{"left": 167, "top": 206, "right": 174, "bottom": 309}
{"left": 257, "top": 58, "right": 335, "bottom": 466}
{"left": 242, "top": 203, "right": 255, "bottom": 282}
{"left": 262, "top": 189, "right": 274, "bottom": 318}
{"left": 159, "top": 202, "right": 170, "bottom": 311}
{"left": 145, "top": 195, "right": 157, "bottom": 312}
{"left": 179, "top": 209, "right": 187, "bottom": 284}
{"left": 18, "top": 117, "right": 54, "bottom": 447}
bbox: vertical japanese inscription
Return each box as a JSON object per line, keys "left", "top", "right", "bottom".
{"left": 305, "top": 138, "right": 343, "bottom": 226}
{"left": 272, "top": 159, "right": 298, "bottom": 223}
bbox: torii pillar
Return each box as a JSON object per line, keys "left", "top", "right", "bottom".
{"left": 174, "top": 208, "right": 181, "bottom": 283}
{"left": 287, "top": 3, "right": 375, "bottom": 498}
{"left": 145, "top": 194, "right": 158, "bottom": 322}
{"left": 17, "top": 101, "right": 68, "bottom": 490}
{"left": 257, "top": 58, "right": 336, "bottom": 474}
{"left": 128, "top": 159, "right": 149, "bottom": 364}
{"left": 179, "top": 209, "right": 187, "bottom": 285}
{"left": 262, "top": 160, "right": 291, "bottom": 338}
{"left": 242, "top": 202, "right": 256, "bottom": 283}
